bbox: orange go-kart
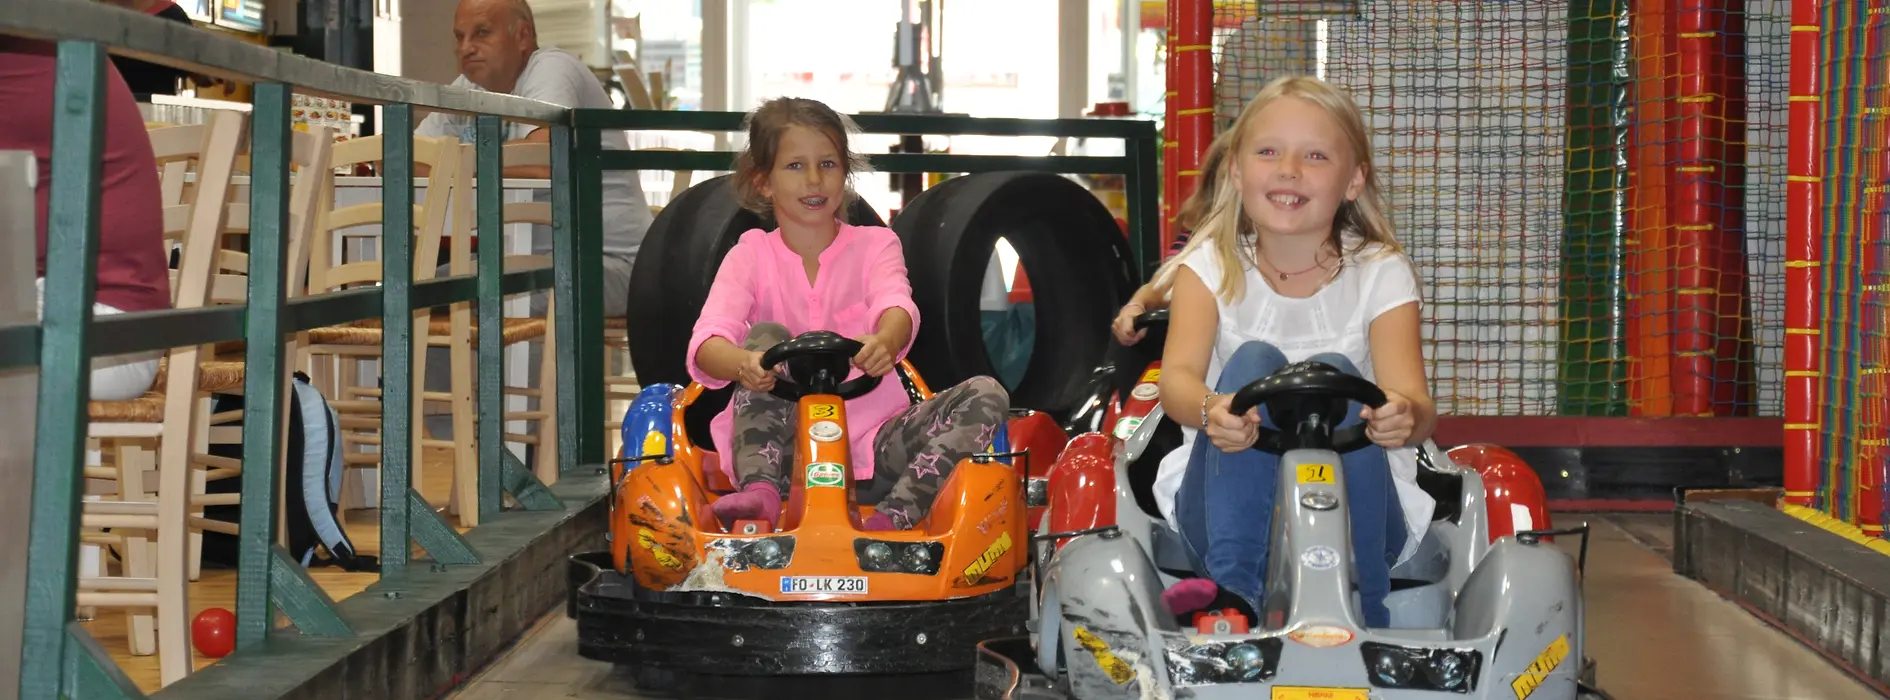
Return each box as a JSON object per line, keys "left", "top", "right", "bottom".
{"left": 567, "top": 330, "right": 1048, "bottom": 693}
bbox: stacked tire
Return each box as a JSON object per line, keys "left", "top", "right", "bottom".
{"left": 890, "top": 172, "right": 1136, "bottom": 418}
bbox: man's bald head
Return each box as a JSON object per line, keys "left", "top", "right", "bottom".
{"left": 452, "top": 0, "right": 539, "bottom": 94}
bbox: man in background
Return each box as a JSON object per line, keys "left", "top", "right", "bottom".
{"left": 417, "top": 0, "right": 651, "bottom": 313}
{"left": 417, "top": 0, "right": 653, "bottom": 441}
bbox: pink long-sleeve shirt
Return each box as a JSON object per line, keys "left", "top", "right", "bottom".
{"left": 686, "top": 223, "right": 923, "bottom": 484}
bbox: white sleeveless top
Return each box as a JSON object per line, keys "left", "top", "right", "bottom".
{"left": 1152, "top": 234, "right": 1437, "bottom": 565}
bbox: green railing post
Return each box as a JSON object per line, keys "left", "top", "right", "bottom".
{"left": 475, "top": 115, "right": 507, "bottom": 521}
{"left": 572, "top": 125, "right": 606, "bottom": 469}
{"left": 237, "top": 82, "right": 353, "bottom": 644}
{"left": 550, "top": 124, "right": 584, "bottom": 472}
{"left": 234, "top": 80, "right": 295, "bottom": 646}
{"left": 381, "top": 105, "right": 479, "bottom": 567}
{"left": 20, "top": 40, "right": 114, "bottom": 700}
{"left": 380, "top": 104, "right": 418, "bottom": 574}
{"left": 1129, "top": 126, "right": 1164, "bottom": 281}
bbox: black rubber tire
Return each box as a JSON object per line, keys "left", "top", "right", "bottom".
{"left": 890, "top": 172, "right": 1136, "bottom": 418}
{"left": 625, "top": 174, "right": 885, "bottom": 389}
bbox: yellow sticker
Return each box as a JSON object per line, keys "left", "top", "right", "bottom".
{"left": 1297, "top": 463, "right": 1335, "bottom": 485}
{"left": 809, "top": 403, "right": 838, "bottom": 419}
{"left": 963, "top": 531, "right": 1014, "bottom": 584}
{"left": 1140, "top": 368, "right": 1162, "bottom": 383}
{"left": 1270, "top": 688, "right": 1368, "bottom": 700}
{"left": 642, "top": 430, "right": 667, "bottom": 458}
{"left": 637, "top": 527, "right": 685, "bottom": 570}
{"left": 1511, "top": 634, "right": 1570, "bottom": 699}
{"left": 1071, "top": 626, "right": 1136, "bottom": 685}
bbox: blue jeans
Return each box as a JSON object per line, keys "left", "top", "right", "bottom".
{"left": 1174, "top": 341, "right": 1408, "bottom": 628}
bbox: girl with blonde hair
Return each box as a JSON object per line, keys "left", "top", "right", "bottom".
{"left": 1151, "top": 76, "right": 1438, "bottom": 628}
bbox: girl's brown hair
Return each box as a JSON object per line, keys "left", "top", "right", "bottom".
{"left": 731, "top": 97, "right": 872, "bottom": 216}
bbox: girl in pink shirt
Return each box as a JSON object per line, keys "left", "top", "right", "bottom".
{"left": 686, "top": 97, "right": 1010, "bottom": 531}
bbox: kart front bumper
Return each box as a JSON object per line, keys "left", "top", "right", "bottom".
{"left": 971, "top": 634, "right": 1603, "bottom": 700}
{"left": 569, "top": 550, "right": 1029, "bottom": 676}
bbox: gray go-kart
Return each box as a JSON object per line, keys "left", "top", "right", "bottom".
{"left": 974, "top": 360, "right": 1604, "bottom": 700}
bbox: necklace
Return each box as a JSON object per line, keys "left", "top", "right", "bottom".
{"left": 1262, "top": 250, "right": 1328, "bottom": 281}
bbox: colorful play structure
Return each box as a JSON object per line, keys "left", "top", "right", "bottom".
{"left": 1153, "top": 0, "right": 1886, "bottom": 538}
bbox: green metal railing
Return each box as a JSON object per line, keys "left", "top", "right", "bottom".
{"left": 2, "top": 3, "right": 581, "bottom": 698}
{"left": 3, "top": 2, "right": 1160, "bottom": 698}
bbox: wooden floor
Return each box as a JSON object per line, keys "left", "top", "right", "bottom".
{"left": 86, "top": 445, "right": 471, "bottom": 695}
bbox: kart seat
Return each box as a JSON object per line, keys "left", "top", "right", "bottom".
{"left": 1415, "top": 466, "right": 1462, "bottom": 524}
{"left": 1127, "top": 418, "right": 1184, "bottom": 519}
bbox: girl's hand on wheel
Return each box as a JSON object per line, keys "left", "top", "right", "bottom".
{"left": 1112, "top": 303, "right": 1148, "bottom": 345}
{"left": 1361, "top": 389, "right": 1415, "bottom": 448}
{"left": 736, "top": 350, "right": 776, "bottom": 392}
{"left": 1203, "top": 394, "right": 1259, "bottom": 453}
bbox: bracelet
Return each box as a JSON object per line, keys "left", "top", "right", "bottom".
{"left": 1200, "top": 391, "right": 1220, "bottom": 428}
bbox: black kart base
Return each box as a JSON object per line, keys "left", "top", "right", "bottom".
{"left": 567, "top": 551, "right": 1030, "bottom": 698}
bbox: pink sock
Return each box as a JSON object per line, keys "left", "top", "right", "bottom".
{"left": 861, "top": 511, "right": 898, "bottom": 531}
{"left": 711, "top": 482, "right": 782, "bottom": 528}
{"left": 1162, "top": 579, "right": 1220, "bottom": 615}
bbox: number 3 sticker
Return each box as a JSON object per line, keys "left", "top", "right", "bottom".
{"left": 809, "top": 404, "right": 837, "bottom": 419}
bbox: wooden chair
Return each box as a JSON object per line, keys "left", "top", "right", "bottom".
{"left": 433, "top": 141, "right": 560, "bottom": 520}
{"left": 81, "top": 111, "right": 334, "bottom": 687}
{"left": 298, "top": 134, "right": 461, "bottom": 517}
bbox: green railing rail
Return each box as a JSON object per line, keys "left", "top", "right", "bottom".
{"left": 3, "top": 2, "right": 1161, "bottom": 698}
{"left": 2, "top": 2, "right": 582, "bottom": 698}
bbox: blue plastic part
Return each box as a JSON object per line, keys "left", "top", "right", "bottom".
{"left": 619, "top": 383, "right": 682, "bottom": 466}
{"left": 988, "top": 418, "right": 1012, "bottom": 465}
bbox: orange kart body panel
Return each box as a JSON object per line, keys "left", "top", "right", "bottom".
{"left": 608, "top": 361, "right": 1030, "bottom": 603}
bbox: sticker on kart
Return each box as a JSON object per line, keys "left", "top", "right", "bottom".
{"left": 779, "top": 575, "right": 869, "bottom": 595}
{"left": 1270, "top": 688, "right": 1368, "bottom": 700}
{"left": 1510, "top": 633, "right": 1570, "bottom": 699}
{"left": 963, "top": 531, "right": 1014, "bottom": 585}
{"left": 805, "top": 462, "right": 845, "bottom": 488}
{"left": 1297, "top": 463, "right": 1335, "bottom": 484}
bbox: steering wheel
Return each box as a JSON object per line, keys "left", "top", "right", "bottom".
{"left": 758, "top": 330, "right": 883, "bottom": 402}
{"left": 1132, "top": 308, "right": 1169, "bottom": 331}
{"left": 1224, "top": 360, "right": 1388, "bottom": 454}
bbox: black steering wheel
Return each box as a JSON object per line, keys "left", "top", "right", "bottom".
{"left": 1224, "top": 360, "right": 1388, "bottom": 454}
{"left": 758, "top": 330, "right": 883, "bottom": 402}
{"left": 1132, "top": 308, "right": 1169, "bottom": 331}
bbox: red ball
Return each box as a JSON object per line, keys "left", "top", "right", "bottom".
{"left": 191, "top": 607, "right": 236, "bottom": 658}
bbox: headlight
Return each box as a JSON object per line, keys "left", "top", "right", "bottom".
{"left": 1360, "top": 642, "right": 1482, "bottom": 693}
{"left": 704, "top": 535, "right": 796, "bottom": 571}
{"left": 854, "top": 538, "right": 944, "bottom": 575}
{"left": 1163, "top": 638, "right": 1283, "bottom": 686}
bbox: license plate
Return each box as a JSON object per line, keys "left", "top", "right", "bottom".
{"left": 1271, "top": 688, "right": 1368, "bottom": 700}
{"left": 778, "top": 576, "right": 869, "bottom": 595}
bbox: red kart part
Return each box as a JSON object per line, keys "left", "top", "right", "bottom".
{"left": 1046, "top": 433, "right": 1116, "bottom": 551}
{"left": 1447, "top": 443, "right": 1553, "bottom": 542}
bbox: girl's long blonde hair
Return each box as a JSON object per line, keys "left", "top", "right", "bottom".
{"left": 1152, "top": 76, "right": 1402, "bottom": 304}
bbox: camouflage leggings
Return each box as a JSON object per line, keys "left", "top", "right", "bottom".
{"left": 729, "top": 323, "right": 1011, "bottom": 527}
